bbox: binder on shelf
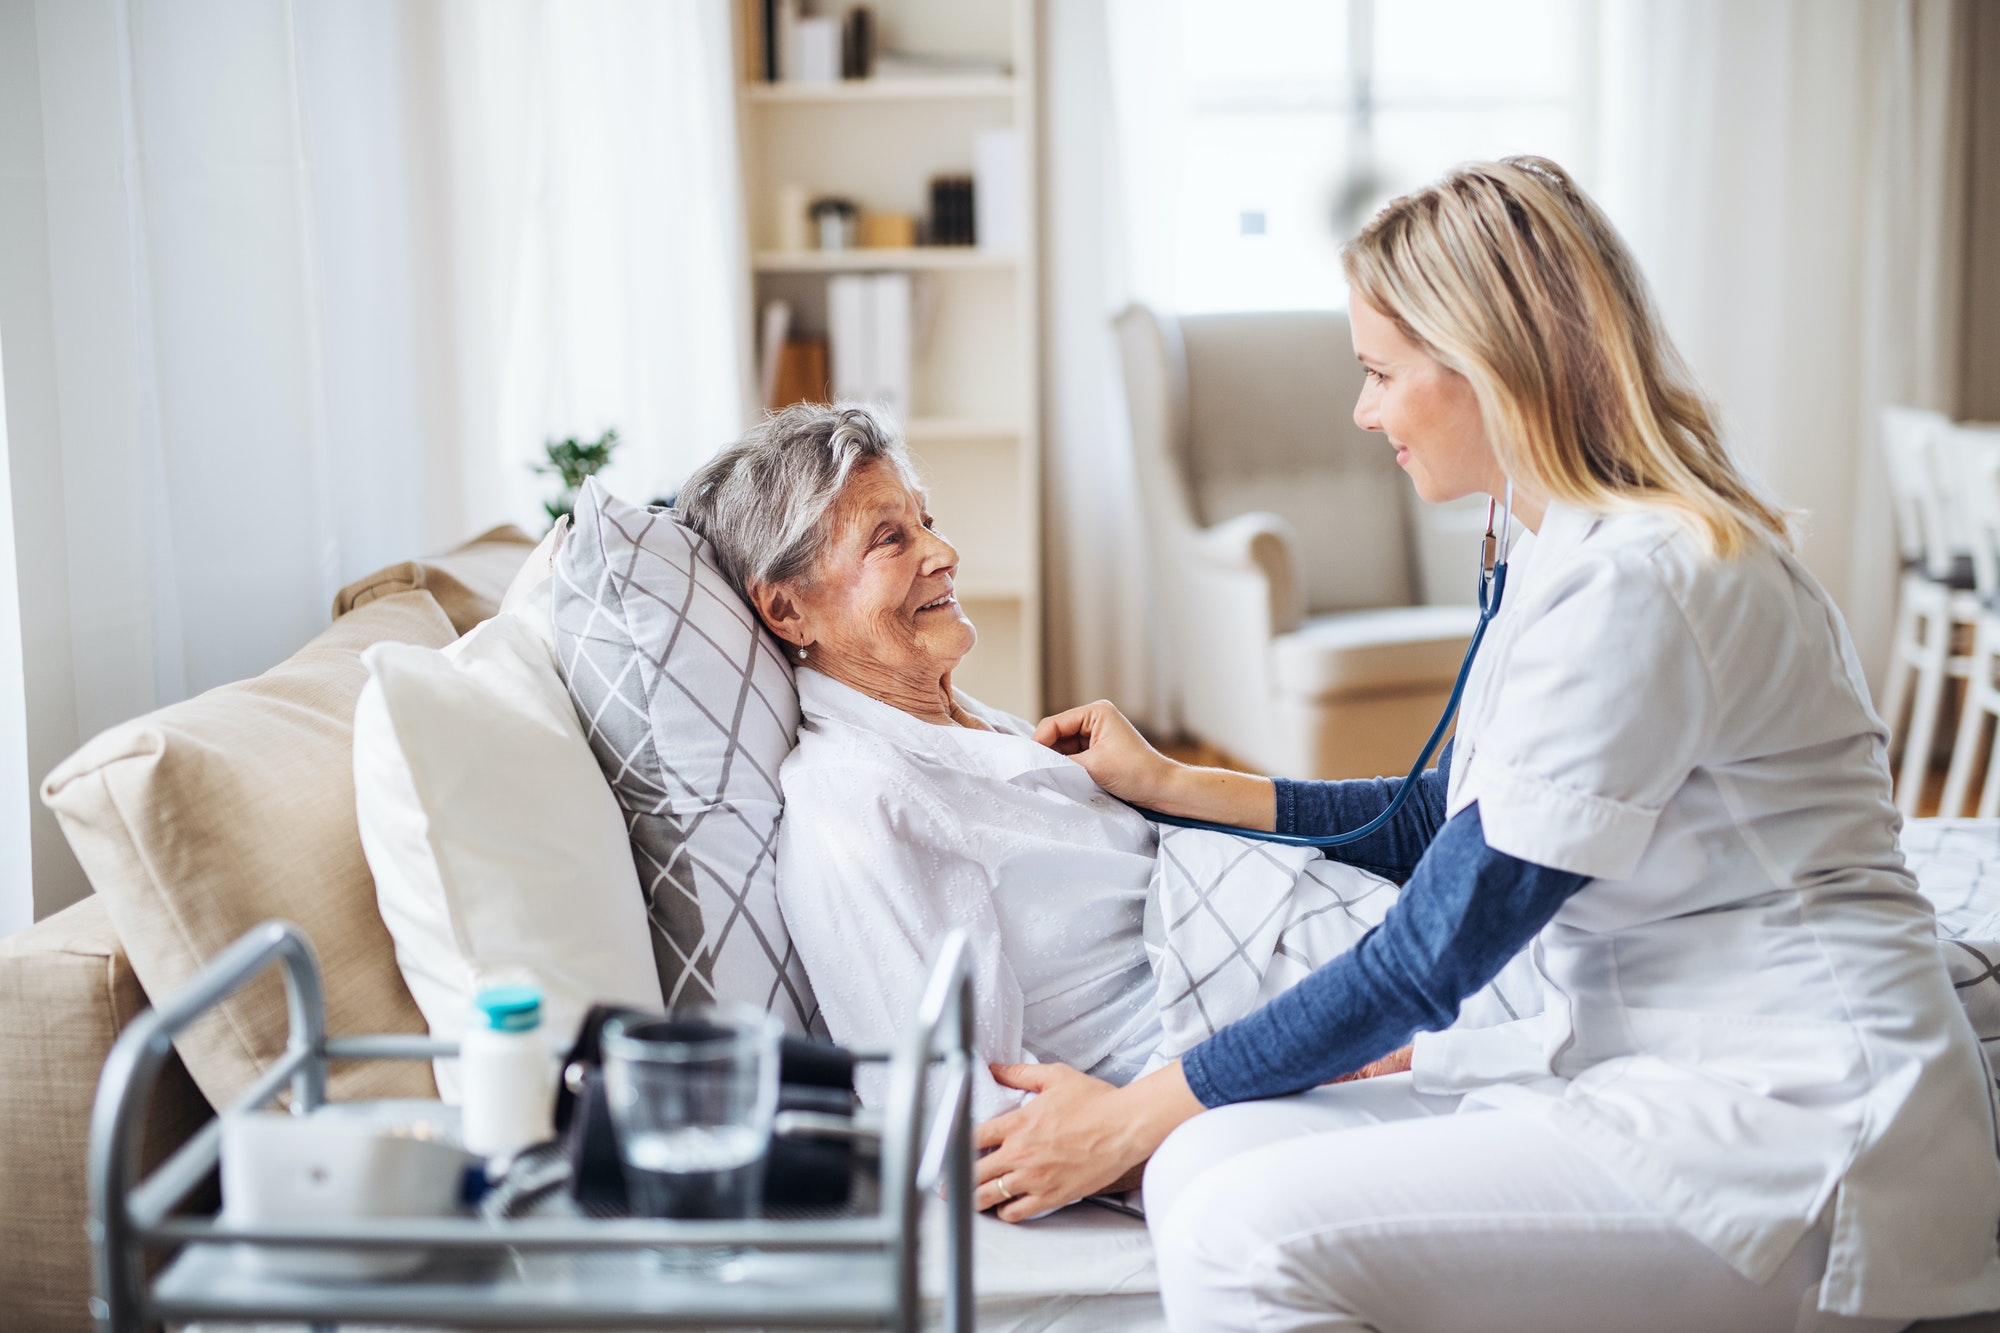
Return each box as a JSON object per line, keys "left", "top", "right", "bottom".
{"left": 871, "top": 273, "right": 912, "bottom": 421}
{"left": 829, "top": 273, "right": 911, "bottom": 422}
{"left": 973, "top": 129, "right": 1022, "bottom": 256}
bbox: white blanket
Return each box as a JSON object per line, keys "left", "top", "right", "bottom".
{"left": 1143, "top": 826, "right": 1544, "bottom": 1062}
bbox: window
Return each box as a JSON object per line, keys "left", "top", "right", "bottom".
{"left": 1166, "top": 0, "right": 1594, "bottom": 312}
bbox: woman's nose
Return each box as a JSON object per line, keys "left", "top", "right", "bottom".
{"left": 1354, "top": 388, "right": 1380, "bottom": 433}
{"left": 921, "top": 526, "right": 959, "bottom": 571}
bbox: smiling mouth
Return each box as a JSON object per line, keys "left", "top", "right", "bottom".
{"left": 916, "top": 591, "right": 956, "bottom": 613}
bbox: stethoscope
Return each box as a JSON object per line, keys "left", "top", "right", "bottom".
{"left": 1129, "top": 482, "right": 1516, "bottom": 848}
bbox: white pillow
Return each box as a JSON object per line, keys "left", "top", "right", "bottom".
{"left": 354, "top": 585, "right": 662, "bottom": 1099}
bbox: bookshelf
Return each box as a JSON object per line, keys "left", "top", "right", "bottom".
{"left": 734, "top": 0, "right": 1043, "bottom": 720}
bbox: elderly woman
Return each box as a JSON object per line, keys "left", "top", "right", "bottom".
{"left": 679, "top": 403, "right": 1172, "bottom": 1119}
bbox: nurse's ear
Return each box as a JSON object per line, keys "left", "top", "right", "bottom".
{"left": 750, "top": 580, "right": 810, "bottom": 651}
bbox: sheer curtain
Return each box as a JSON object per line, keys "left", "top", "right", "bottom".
{"left": 1593, "top": 0, "right": 1969, "bottom": 693}
{"left": 0, "top": 0, "right": 745, "bottom": 927}
{"left": 1039, "top": 0, "right": 1180, "bottom": 731}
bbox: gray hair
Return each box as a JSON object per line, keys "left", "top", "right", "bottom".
{"left": 678, "top": 402, "right": 921, "bottom": 596}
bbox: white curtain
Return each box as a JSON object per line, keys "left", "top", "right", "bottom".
{"left": 435, "top": 1, "right": 751, "bottom": 528}
{"left": 0, "top": 0, "right": 745, "bottom": 927}
{"left": 1040, "top": 0, "right": 1183, "bottom": 731}
{"left": 1590, "top": 0, "right": 1965, "bottom": 692}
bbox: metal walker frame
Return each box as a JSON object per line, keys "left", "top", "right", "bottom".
{"left": 88, "top": 920, "right": 977, "bottom": 1331}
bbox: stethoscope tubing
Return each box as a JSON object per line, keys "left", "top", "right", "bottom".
{"left": 1124, "top": 487, "right": 1514, "bottom": 848}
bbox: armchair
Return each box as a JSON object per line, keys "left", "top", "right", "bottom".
{"left": 1114, "top": 305, "right": 1479, "bottom": 781}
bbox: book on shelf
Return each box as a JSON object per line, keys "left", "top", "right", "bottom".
{"left": 763, "top": 1, "right": 874, "bottom": 83}
{"left": 973, "top": 129, "right": 1022, "bottom": 256}
{"left": 828, "top": 273, "right": 912, "bottom": 422}
{"left": 928, "top": 176, "right": 975, "bottom": 247}
{"left": 770, "top": 337, "right": 829, "bottom": 411}
{"left": 762, "top": 296, "right": 833, "bottom": 410}
{"left": 758, "top": 300, "right": 792, "bottom": 408}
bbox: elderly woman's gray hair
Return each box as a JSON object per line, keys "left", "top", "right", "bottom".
{"left": 678, "top": 402, "right": 922, "bottom": 596}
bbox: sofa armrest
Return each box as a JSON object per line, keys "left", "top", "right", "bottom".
{"left": 0, "top": 896, "right": 211, "bottom": 1333}
{"left": 1187, "top": 510, "right": 1305, "bottom": 636}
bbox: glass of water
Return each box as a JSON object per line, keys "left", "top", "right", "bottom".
{"left": 602, "top": 1005, "right": 782, "bottom": 1269}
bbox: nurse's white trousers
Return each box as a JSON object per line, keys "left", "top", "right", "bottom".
{"left": 1143, "top": 1074, "right": 1909, "bottom": 1333}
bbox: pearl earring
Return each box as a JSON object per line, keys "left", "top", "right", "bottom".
{"left": 796, "top": 644, "right": 808, "bottom": 661}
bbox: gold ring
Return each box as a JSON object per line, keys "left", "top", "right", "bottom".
{"left": 996, "top": 1174, "right": 1015, "bottom": 1201}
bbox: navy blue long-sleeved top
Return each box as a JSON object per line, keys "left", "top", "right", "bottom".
{"left": 1178, "top": 740, "right": 1593, "bottom": 1107}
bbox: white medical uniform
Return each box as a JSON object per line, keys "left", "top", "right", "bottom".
{"left": 1148, "top": 502, "right": 2000, "bottom": 1329}
{"left": 776, "top": 669, "right": 1165, "bottom": 1120}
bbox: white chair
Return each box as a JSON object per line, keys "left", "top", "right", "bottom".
{"left": 1880, "top": 406, "right": 1982, "bottom": 814}
{"left": 1114, "top": 305, "right": 1480, "bottom": 781}
{"left": 1935, "top": 426, "right": 2000, "bottom": 816}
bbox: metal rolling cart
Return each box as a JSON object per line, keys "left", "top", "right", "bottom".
{"left": 88, "top": 921, "right": 976, "bottom": 1332}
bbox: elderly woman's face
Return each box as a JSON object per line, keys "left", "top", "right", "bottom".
{"left": 785, "top": 462, "right": 976, "bottom": 697}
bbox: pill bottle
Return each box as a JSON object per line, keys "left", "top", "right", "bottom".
{"left": 459, "top": 985, "right": 555, "bottom": 1162}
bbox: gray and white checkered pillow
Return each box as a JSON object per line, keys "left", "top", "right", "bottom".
{"left": 552, "top": 479, "right": 821, "bottom": 1033}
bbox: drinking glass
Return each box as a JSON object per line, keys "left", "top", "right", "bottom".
{"left": 602, "top": 1005, "right": 782, "bottom": 1270}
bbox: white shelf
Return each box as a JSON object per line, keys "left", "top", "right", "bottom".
{"left": 748, "top": 77, "right": 1016, "bottom": 104}
{"left": 754, "top": 248, "right": 1016, "bottom": 273}
{"left": 737, "top": 0, "right": 1041, "bottom": 717}
{"left": 906, "top": 417, "right": 1020, "bottom": 442}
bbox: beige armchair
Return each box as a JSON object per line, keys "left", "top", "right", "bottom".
{"left": 1115, "top": 305, "right": 1481, "bottom": 781}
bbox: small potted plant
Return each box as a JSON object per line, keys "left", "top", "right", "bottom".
{"left": 536, "top": 428, "right": 621, "bottom": 529}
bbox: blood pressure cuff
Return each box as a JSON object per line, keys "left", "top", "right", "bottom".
{"left": 555, "top": 1004, "right": 857, "bottom": 1211}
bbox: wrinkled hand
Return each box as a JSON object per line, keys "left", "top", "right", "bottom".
{"left": 974, "top": 1060, "right": 1205, "bottom": 1223}
{"left": 1032, "top": 701, "right": 1176, "bottom": 807}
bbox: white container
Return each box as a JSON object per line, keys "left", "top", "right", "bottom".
{"left": 220, "top": 1102, "right": 467, "bottom": 1280}
{"left": 459, "top": 985, "right": 555, "bottom": 1161}
{"left": 774, "top": 183, "right": 811, "bottom": 252}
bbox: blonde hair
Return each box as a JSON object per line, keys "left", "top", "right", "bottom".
{"left": 1342, "top": 156, "right": 1788, "bottom": 557}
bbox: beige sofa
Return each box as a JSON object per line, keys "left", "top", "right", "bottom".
{"left": 0, "top": 527, "right": 534, "bottom": 1333}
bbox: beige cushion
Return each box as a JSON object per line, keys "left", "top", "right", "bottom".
{"left": 332, "top": 523, "right": 538, "bottom": 635}
{"left": 1270, "top": 605, "right": 1480, "bottom": 701}
{"left": 40, "top": 592, "right": 457, "bottom": 1111}
{"left": 0, "top": 895, "right": 210, "bottom": 1331}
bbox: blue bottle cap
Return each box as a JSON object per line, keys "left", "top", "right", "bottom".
{"left": 474, "top": 985, "right": 542, "bottom": 1032}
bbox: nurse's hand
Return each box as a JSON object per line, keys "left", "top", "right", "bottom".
{"left": 1035, "top": 701, "right": 1278, "bottom": 831}
{"left": 974, "top": 1059, "right": 1207, "bottom": 1222}
{"left": 1033, "top": 701, "right": 1175, "bottom": 802}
